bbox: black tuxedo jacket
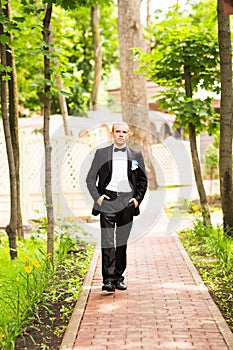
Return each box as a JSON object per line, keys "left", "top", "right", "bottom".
{"left": 86, "top": 144, "right": 148, "bottom": 216}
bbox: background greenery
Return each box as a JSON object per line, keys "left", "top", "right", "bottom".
{"left": 11, "top": 0, "right": 119, "bottom": 116}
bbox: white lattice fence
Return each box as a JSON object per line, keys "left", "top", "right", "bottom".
{"left": 0, "top": 136, "right": 10, "bottom": 225}
{"left": 60, "top": 139, "right": 93, "bottom": 218}
{"left": 153, "top": 141, "right": 194, "bottom": 186}
{"left": 20, "top": 133, "right": 46, "bottom": 222}
{"left": 0, "top": 136, "right": 10, "bottom": 194}
{"left": 0, "top": 133, "right": 96, "bottom": 225}
{"left": 152, "top": 144, "right": 177, "bottom": 186}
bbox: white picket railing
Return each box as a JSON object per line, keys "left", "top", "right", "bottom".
{"left": 0, "top": 132, "right": 194, "bottom": 226}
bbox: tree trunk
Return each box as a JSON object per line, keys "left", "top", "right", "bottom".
{"left": 0, "top": 5, "right": 17, "bottom": 259}
{"left": 217, "top": 0, "right": 233, "bottom": 234}
{"left": 43, "top": 4, "right": 54, "bottom": 261}
{"left": 5, "top": 0, "right": 24, "bottom": 239}
{"left": 91, "top": 4, "right": 102, "bottom": 110}
{"left": 146, "top": 0, "right": 151, "bottom": 53}
{"left": 188, "top": 124, "right": 211, "bottom": 226}
{"left": 50, "top": 25, "right": 71, "bottom": 136}
{"left": 55, "top": 67, "right": 71, "bottom": 136}
{"left": 209, "top": 169, "right": 213, "bottom": 205}
{"left": 184, "top": 65, "right": 211, "bottom": 226}
{"left": 117, "top": 0, "right": 157, "bottom": 189}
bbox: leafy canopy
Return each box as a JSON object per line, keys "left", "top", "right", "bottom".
{"left": 8, "top": 0, "right": 118, "bottom": 115}
{"left": 20, "top": 0, "right": 113, "bottom": 8}
{"left": 135, "top": 7, "right": 220, "bottom": 135}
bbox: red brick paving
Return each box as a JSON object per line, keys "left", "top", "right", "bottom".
{"left": 72, "top": 232, "right": 231, "bottom": 350}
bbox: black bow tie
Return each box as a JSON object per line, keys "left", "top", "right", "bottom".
{"left": 114, "top": 147, "right": 126, "bottom": 152}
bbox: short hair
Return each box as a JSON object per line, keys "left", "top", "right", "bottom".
{"left": 112, "top": 122, "right": 130, "bottom": 132}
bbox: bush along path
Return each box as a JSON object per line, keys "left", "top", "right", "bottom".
{"left": 178, "top": 220, "right": 233, "bottom": 333}
{"left": 0, "top": 220, "right": 94, "bottom": 350}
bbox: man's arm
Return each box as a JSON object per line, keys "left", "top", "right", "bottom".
{"left": 86, "top": 150, "right": 101, "bottom": 202}
{"left": 134, "top": 151, "right": 148, "bottom": 204}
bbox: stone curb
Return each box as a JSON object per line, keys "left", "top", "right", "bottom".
{"left": 59, "top": 248, "right": 100, "bottom": 350}
{"left": 175, "top": 235, "right": 233, "bottom": 350}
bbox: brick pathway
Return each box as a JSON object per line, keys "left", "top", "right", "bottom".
{"left": 65, "top": 230, "right": 233, "bottom": 350}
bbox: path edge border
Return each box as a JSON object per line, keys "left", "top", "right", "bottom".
{"left": 175, "top": 235, "right": 233, "bottom": 350}
{"left": 59, "top": 248, "right": 100, "bottom": 350}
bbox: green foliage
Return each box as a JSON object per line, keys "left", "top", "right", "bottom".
{"left": 54, "top": 220, "right": 90, "bottom": 264}
{"left": 204, "top": 143, "right": 219, "bottom": 179}
{"left": 0, "top": 33, "right": 10, "bottom": 45}
{"left": 178, "top": 220, "right": 233, "bottom": 331}
{"left": 190, "top": 0, "right": 217, "bottom": 30}
{"left": 0, "top": 235, "right": 52, "bottom": 348}
{"left": 0, "top": 221, "right": 94, "bottom": 349}
{"left": 10, "top": 0, "right": 118, "bottom": 115}
{"left": 56, "top": 0, "right": 114, "bottom": 10}
{"left": 134, "top": 8, "right": 220, "bottom": 136}
{"left": 180, "top": 220, "right": 233, "bottom": 272}
{"left": 20, "top": 0, "right": 109, "bottom": 8}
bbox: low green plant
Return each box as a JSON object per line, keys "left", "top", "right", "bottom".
{"left": 204, "top": 143, "right": 219, "bottom": 180}
{"left": 178, "top": 220, "right": 233, "bottom": 331}
{"left": 0, "top": 221, "right": 94, "bottom": 349}
{"left": 164, "top": 198, "right": 201, "bottom": 221}
{"left": 0, "top": 239, "right": 53, "bottom": 349}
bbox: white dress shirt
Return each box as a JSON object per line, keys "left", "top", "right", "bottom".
{"left": 105, "top": 145, "right": 132, "bottom": 192}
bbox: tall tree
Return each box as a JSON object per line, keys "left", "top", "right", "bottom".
{"left": 91, "top": 4, "right": 102, "bottom": 109}
{"left": 135, "top": 13, "right": 220, "bottom": 225}
{"left": 117, "top": 0, "right": 158, "bottom": 189}
{"left": 217, "top": 0, "right": 233, "bottom": 233}
{"left": 50, "top": 26, "right": 72, "bottom": 136}
{"left": 43, "top": 3, "right": 54, "bottom": 260}
{"left": 4, "top": 0, "right": 23, "bottom": 239}
{"left": 0, "top": 0, "right": 17, "bottom": 259}
{"left": 146, "top": 0, "right": 151, "bottom": 53}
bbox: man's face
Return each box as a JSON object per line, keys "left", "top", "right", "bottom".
{"left": 112, "top": 124, "right": 130, "bottom": 147}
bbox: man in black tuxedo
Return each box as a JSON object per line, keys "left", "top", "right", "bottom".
{"left": 86, "top": 122, "right": 148, "bottom": 293}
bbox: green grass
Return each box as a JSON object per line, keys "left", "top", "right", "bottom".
{"left": 0, "top": 222, "right": 94, "bottom": 350}
{"left": 178, "top": 220, "right": 233, "bottom": 331}
{"left": 0, "top": 234, "right": 50, "bottom": 348}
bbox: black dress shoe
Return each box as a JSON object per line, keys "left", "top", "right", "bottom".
{"left": 102, "top": 281, "right": 115, "bottom": 293}
{"left": 114, "top": 281, "right": 127, "bottom": 290}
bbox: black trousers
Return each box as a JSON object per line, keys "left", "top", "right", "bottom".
{"left": 100, "top": 190, "right": 134, "bottom": 283}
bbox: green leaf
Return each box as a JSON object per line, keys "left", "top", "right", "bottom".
{"left": 1, "top": 74, "right": 11, "bottom": 81}
{"left": 0, "top": 34, "right": 10, "bottom": 45}
{"left": 58, "top": 90, "right": 71, "bottom": 98}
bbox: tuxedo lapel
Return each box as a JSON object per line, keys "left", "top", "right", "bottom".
{"left": 107, "top": 144, "right": 113, "bottom": 174}
{"left": 127, "top": 147, "right": 133, "bottom": 179}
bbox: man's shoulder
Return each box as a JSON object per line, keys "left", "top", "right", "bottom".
{"left": 93, "top": 145, "right": 112, "bottom": 161}
{"left": 127, "top": 146, "right": 142, "bottom": 156}
{"left": 96, "top": 145, "right": 112, "bottom": 153}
